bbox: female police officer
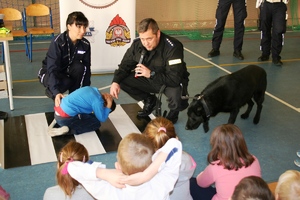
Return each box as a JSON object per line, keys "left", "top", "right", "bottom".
{"left": 38, "top": 11, "right": 91, "bottom": 100}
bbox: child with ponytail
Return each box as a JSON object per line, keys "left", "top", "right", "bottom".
{"left": 43, "top": 141, "right": 95, "bottom": 200}
{"left": 143, "top": 117, "right": 196, "bottom": 200}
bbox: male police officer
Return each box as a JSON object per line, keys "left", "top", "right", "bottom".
{"left": 256, "top": 0, "right": 288, "bottom": 66}
{"left": 110, "top": 18, "right": 189, "bottom": 124}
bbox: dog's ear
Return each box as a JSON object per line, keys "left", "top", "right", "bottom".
{"left": 196, "top": 106, "right": 202, "bottom": 113}
{"left": 203, "top": 121, "right": 209, "bottom": 133}
{"left": 194, "top": 104, "right": 203, "bottom": 116}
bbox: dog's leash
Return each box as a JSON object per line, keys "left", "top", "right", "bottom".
{"left": 155, "top": 85, "right": 167, "bottom": 117}
{"left": 156, "top": 84, "right": 188, "bottom": 118}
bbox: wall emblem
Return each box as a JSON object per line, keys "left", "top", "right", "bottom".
{"left": 105, "top": 14, "right": 131, "bottom": 47}
{"left": 79, "top": 0, "right": 118, "bottom": 9}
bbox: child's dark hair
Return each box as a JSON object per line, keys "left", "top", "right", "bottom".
{"left": 66, "top": 11, "right": 89, "bottom": 28}
{"left": 232, "top": 176, "right": 275, "bottom": 200}
{"left": 110, "top": 100, "right": 116, "bottom": 113}
{"left": 208, "top": 124, "right": 254, "bottom": 170}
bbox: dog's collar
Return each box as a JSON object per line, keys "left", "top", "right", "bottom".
{"left": 197, "top": 95, "right": 211, "bottom": 118}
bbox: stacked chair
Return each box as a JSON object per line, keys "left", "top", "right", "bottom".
{"left": 0, "top": 8, "right": 28, "bottom": 63}
{"left": 23, "top": 3, "right": 54, "bottom": 62}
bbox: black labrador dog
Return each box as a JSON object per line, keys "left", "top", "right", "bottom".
{"left": 185, "top": 65, "right": 267, "bottom": 133}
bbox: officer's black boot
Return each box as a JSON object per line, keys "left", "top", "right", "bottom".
{"left": 208, "top": 49, "right": 220, "bottom": 57}
{"left": 0, "top": 111, "right": 8, "bottom": 120}
{"left": 137, "top": 95, "right": 157, "bottom": 117}
{"left": 166, "top": 110, "right": 179, "bottom": 124}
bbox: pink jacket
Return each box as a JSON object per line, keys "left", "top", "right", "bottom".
{"left": 196, "top": 156, "right": 261, "bottom": 200}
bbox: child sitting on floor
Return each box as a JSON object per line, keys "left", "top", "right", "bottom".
{"left": 67, "top": 133, "right": 182, "bottom": 200}
{"left": 143, "top": 117, "right": 196, "bottom": 200}
{"left": 43, "top": 140, "right": 95, "bottom": 200}
{"left": 231, "top": 176, "right": 274, "bottom": 200}
{"left": 191, "top": 124, "right": 261, "bottom": 200}
{"left": 275, "top": 170, "right": 300, "bottom": 200}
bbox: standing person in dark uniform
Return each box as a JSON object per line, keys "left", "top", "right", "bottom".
{"left": 208, "top": 0, "right": 247, "bottom": 60}
{"left": 38, "top": 11, "right": 91, "bottom": 100}
{"left": 256, "top": 0, "right": 288, "bottom": 66}
{"left": 110, "top": 18, "right": 189, "bottom": 124}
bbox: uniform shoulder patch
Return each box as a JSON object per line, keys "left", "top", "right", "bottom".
{"left": 168, "top": 59, "right": 182, "bottom": 65}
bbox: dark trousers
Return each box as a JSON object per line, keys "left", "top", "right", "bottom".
{"left": 42, "top": 61, "right": 91, "bottom": 95}
{"left": 120, "top": 72, "right": 183, "bottom": 111}
{"left": 190, "top": 177, "right": 217, "bottom": 200}
{"left": 259, "top": 2, "right": 287, "bottom": 59}
{"left": 55, "top": 113, "right": 100, "bottom": 134}
{"left": 212, "top": 0, "right": 247, "bottom": 51}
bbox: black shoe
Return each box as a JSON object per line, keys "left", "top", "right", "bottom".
{"left": 45, "top": 88, "right": 55, "bottom": 100}
{"left": 180, "top": 99, "right": 189, "bottom": 111}
{"left": 233, "top": 50, "right": 244, "bottom": 60}
{"left": 208, "top": 49, "right": 220, "bottom": 57}
{"left": 0, "top": 111, "right": 8, "bottom": 120}
{"left": 166, "top": 110, "right": 179, "bottom": 124}
{"left": 272, "top": 58, "right": 283, "bottom": 66}
{"left": 258, "top": 55, "right": 269, "bottom": 61}
{"left": 137, "top": 95, "right": 157, "bottom": 117}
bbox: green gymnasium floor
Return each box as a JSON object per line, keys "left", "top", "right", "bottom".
{"left": 0, "top": 31, "right": 300, "bottom": 199}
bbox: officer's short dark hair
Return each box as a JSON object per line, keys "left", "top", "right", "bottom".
{"left": 138, "top": 18, "right": 159, "bottom": 34}
{"left": 66, "top": 11, "right": 89, "bottom": 28}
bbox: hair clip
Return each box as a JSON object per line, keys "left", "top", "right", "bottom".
{"left": 61, "top": 158, "right": 73, "bottom": 175}
{"left": 158, "top": 127, "right": 166, "bottom": 133}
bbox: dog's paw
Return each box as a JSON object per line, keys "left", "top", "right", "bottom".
{"left": 253, "top": 116, "right": 260, "bottom": 124}
{"left": 241, "top": 113, "right": 249, "bottom": 119}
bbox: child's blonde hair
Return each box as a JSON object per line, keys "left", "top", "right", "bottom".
{"left": 117, "top": 133, "right": 154, "bottom": 175}
{"left": 143, "top": 117, "right": 176, "bottom": 150}
{"left": 275, "top": 170, "right": 300, "bottom": 200}
{"left": 56, "top": 140, "right": 89, "bottom": 197}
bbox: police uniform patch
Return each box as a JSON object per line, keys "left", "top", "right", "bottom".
{"left": 77, "top": 50, "right": 85, "bottom": 54}
{"left": 168, "top": 59, "right": 182, "bottom": 65}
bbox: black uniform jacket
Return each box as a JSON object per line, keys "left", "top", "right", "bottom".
{"left": 113, "top": 32, "right": 189, "bottom": 88}
{"left": 40, "top": 31, "right": 91, "bottom": 95}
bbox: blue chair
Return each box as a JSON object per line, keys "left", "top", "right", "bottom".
{"left": 23, "top": 4, "right": 54, "bottom": 62}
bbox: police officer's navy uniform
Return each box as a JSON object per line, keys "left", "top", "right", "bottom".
{"left": 211, "top": 0, "right": 247, "bottom": 53}
{"left": 256, "top": 0, "right": 288, "bottom": 66}
{"left": 112, "top": 32, "right": 189, "bottom": 118}
{"left": 38, "top": 31, "right": 91, "bottom": 99}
